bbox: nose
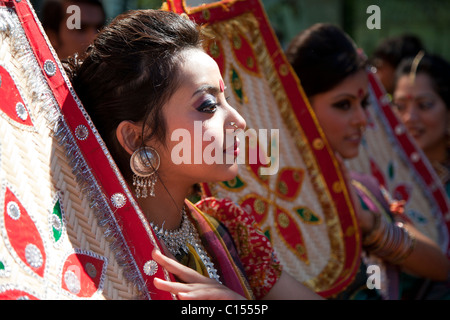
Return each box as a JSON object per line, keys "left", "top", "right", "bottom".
{"left": 226, "top": 104, "right": 246, "bottom": 131}
{"left": 352, "top": 104, "right": 368, "bottom": 128}
{"left": 402, "top": 104, "right": 419, "bottom": 124}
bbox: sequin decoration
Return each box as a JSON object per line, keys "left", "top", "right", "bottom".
{"left": 274, "top": 206, "right": 308, "bottom": 264}
{"left": 295, "top": 207, "right": 322, "bottom": 224}
{"left": 2, "top": 185, "right": 46, "bottom": 277}
{"left": 111, "top": 193, "right": 126, "bottom": 208}
{"left": 312, "top": 138, "right": 324, "bottom": 150}
{"left": 64, "top": 270, "right": 81, "bottom": 294}
{"left": 220, "top": 175, "right": 246, "bottom": 191}
{"left": 143, "top": 260, "right": 158, "bottom": 276}
{"left": 43, "top": 60, "right": 56, "bottom": 77}
{"left": 15, "top": 102, "right": 28, "bottom": 121}
{"left": 410, "top": 152, "right": 420, "bottom": 162}
{"left": 230, "top": 67, "right": 245, "bottom": 104}
{"left": 206, "top": 39, "right": 225, "bottom": 76}
{"left": 74, "top": 125, "right": 89, "bottom": 141}
{"left": 0, "top": 65, "right": 34, "bottom": 128}
{"left": 50, "top": 195, "right": 65, "bottom": 245}
{"left": 395, "top": 124, "right": 405, "bottom": 135}
{"left": 275, "top": 168, "right": 305, "bottom": 200}
{"left": 60, "top": 250, "right": 107, "bottom": 298}
{"left": 6, "top": 201, "right": 20, "bottom": 220}
{"left": 24, "top": 244, "right": 43, "bottom": 269}
{"left": 85, "top": 263, "right": 97, "bottom": 278}
{"left": 229, "top": 32, "right": 260, "bottom": 76}
{"left": 0, "top": 288, "right": 39, "bottom": 300}
{"left": 239, "top": 194, "right": 269, "bottom": 225}
{"left": 0, "top": 256, "right": 10, "bottom": 278}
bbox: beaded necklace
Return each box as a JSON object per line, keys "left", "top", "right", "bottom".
{"left": 150, "top": 206, "right": 221, "bottom": 283}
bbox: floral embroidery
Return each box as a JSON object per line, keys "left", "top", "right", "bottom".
{"left": 196, "top": 197, "right": 282, "bottom": 299}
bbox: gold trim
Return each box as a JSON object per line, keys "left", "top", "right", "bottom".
{"left": 197, "top": 10, "right": 360, "bottom": 293}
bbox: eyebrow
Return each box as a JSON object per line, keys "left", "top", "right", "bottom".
{"left": 333, "top": 93, "right": 369, "bottom": 100}
{"left": 395, "top": 93, "right": 437, "bottom": 100}
{"left": 192, "top": 85, "right": 220, "bottom": 98}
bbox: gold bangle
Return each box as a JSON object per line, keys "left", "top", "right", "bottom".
{"left": 365, "top": 221, "right": 416, "bottom": 265}
{"left": 362, "top": 212, "right": 383, "bottom": 246}
{"left": 389, "top": 223, "right": 416, "bottom": 265}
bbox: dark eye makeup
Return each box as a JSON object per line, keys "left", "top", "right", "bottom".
{"left": 196, "top": 95, "right": 218, "bottom": 113}
{"left": 332, "top": 99, "right": 351, "bottom": 110}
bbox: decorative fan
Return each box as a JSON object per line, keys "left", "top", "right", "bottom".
{"left": 0, "top": 0, "right": 173, "bottom": 300}
{"left": 164, "top": 0, "right": 362, "bottom": 297}
{"left": 348, "top": 70, "right": 450, "bottom": 256}
{"left": 164, "top": 0, "right": 450, "bottom": 298}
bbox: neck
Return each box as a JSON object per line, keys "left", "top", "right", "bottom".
{"left": 134, "top": 177, "right": 192, "bottom": 230}
{"left": 423, "top": 139, "right": 448, "bottom": 165}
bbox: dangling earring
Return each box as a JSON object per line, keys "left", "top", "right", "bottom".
{"left": 130, "top": 146, "right": 160, "bottom": 198}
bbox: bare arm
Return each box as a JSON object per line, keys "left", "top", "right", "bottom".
{"left": 396, "top": 222, "right": 450, "bottom": 281}
{"left": 337, "top": 153, "right": 450, "bottom": 282}
{"left": 262, "top": 271, "right": 324, "bottom": 300}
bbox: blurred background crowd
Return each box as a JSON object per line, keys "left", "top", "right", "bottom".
{"left": 29, "top": 0, "right": 450, "bottom": 62}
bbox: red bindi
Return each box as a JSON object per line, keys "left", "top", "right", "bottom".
{"left": 358, "top": 88, "right": 364, "bottom": 98}
{"left": 219, "top": 79, "right": 225, "bottom": 92}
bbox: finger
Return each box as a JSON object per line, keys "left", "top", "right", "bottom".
{"left": 157, "top": 241, "right": 177, "bottom": 260}
{"left": 153, "top": 277, "right": 193, "bottom": 295}
{"left": 152, "top": 249, "right": 213, "bottom": 284}
{"left": 177, "top": 287, "right": 245, "bottom": 300}
{"left": 154, "top": 277, "right": 222, "bottom": 298}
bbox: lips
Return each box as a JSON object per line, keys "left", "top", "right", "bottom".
{"left": 405, "top": 126, "right": 424, "bottom": 139}
{"left": 345, "top": 132, "right": 362, "bottom": 143}
{"left": 224, "top": 138, "right": 240, "bottom": 157}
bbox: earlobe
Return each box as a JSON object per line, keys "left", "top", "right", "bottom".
{"left": 116, "top": 121, "right": 142, "bottom": 155}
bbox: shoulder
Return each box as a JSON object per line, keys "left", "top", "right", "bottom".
{"left": 195, "top": 197, "right": 254, "bottom": 222}
{"left": 194, "top": 197, "right": 282, "bottom": 299}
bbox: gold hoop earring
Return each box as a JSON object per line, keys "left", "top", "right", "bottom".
{"left": 130, "top": 146, "right": 160, "bottom": 198}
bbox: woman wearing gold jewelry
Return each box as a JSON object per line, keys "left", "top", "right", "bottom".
{"left": 393, "top": 53, "right": 450, "bottom": 199}
{"left": 65, "top": 9, "right": 320, "bottom": 300}
{"left": 286, "top": 23, "right": 450, "bottom": 299}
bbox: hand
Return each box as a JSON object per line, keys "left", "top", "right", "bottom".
{"left": 152, "top": 249, "right": 246, "bottom": 300}
{"left": 390, "top": 199, "right": 406, "bottom": 215}
{"left": 334, "top": 153, "right": 375, "bottom": 234}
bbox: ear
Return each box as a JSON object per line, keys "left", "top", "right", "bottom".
{"left": 116, "top": 120, "right": 142, "bottom": 155}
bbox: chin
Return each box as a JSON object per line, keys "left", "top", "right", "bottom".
{"left": 340, "top": 150, "right": 360, "bottom": 160}
{"left": 216, "top": 163, "right": 240, "bottom": 182}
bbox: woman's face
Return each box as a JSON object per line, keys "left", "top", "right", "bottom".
{"left": 309, "top": 69, "right": 369, "bottom": 159}
{"left": 156, "top": 49, "right": 246, "bottom": 185}
{"left": 393, "top": 73, "right": 449, "bottom": 156}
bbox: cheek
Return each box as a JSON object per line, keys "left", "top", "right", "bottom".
{"left": 324, "top": 128, "right": 343, "bottom": 152}
{"left": 318, "top": 115, "right": 344, "bottom": 144}
{"left": 202, "top": 127, "right": 224, "bottom": 147}
{"left": 423, "top": 106, "right": 448, "bottom": 131}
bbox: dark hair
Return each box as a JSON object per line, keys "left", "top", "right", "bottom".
{"left": 395, "top": 53, "right": 450, "bottom": 109}
{"left": 41, "top": 0, "right": 106, "bottom": 34}
{"left": 371, "top": 34, "right": 424, "bottom": 68}
{"left": 65, "top": 10, "right": 202, "bottom": 180}
{"left": 285, "top": 23, "right": 366, "bottom": 98}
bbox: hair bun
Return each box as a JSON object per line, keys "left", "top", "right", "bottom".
{"left": 62, "top": 53, "right": 83, "bottom": 83}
